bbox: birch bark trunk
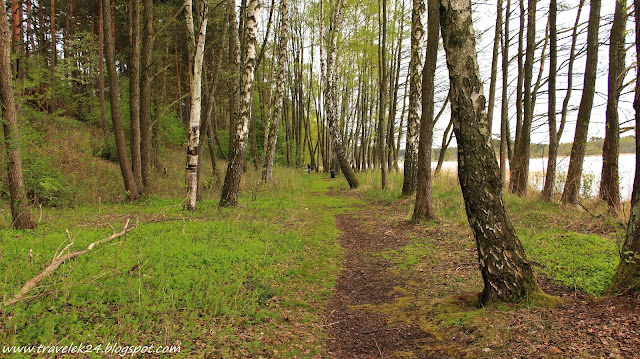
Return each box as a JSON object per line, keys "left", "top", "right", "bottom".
{"left": 184, "top": 0, "right": 209, "bottom": 210}
{"left": 220, "top": 0, "right": 260, "bottom": 207}
{"left": 439, "top": 0, "right": 541, "bottom": 304}
{"left": 262, "top": 0, "right": 289, "bottom": 182}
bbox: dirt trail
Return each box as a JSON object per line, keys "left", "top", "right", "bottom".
{"left": 322, "top": 186, "right": 640, "bottom": 359}
{"left": 324, "top": 202, "right": 446, "bottom": 358}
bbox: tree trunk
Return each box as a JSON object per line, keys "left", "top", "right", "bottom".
{"left": 103, "top": 0, "right": 139, "bottom": 201}
{"left": 541, "top": 0, "right": 557, "bottom": 200}
{"left": 413, "top": 0, "right": 438, "bottom": 221}
{"left": 402, "top": 0, "right": 424, "bottom": 196}
{"left": 228, "top": 0, "right": 241, "bottom": 152}
{"left": 542, "top": 0, "right": 585, "bottom": 200}
{"left": 510, "top": 0, "right": 524, "bottom": 193}
{"left": 129, "top": 0, "right": 143, "bottom": 191}
{"left": 49, "top": 0, "right": 56, "bottom": 113}
{"left": 140, "top": 0, "right": 154, "bottom": 189}
{"left": 438, "top": 0, "right": 540, "bottom": 305}
{"left": 486, "top": 0, "right": 502, "bottom": 140}
{"left": 262, "top": 0, "right": 288, "bottom": 182}
{"left": 512, "top": 0, "right": 536, "bottom": 196}
{"left": 599, "top": 0, "right": 626, "bottom": 210}
{"left": 562, "top": 0, "right": 601, "bottom": 205}
{"left": 220, "top": 0, "right": 259, "bottom": 207}
{"left": 184, "top": 0, "right": 209, "bottom": 210}
{"left": 323, "top": 0, "right": 358, "bottom": 188}
{"left": 434, "top": 92, "right": 452, "bottom": 176}
{"left": 98, "top": 1, "right": 109, "bottom": 136}
{"left": 203, "top": 12, "right": 230, "bottom": 185}
{"left": 499, "top": 0, "right": 510, "bottom": 186}
{"left": 10, "top": 0, "right": 20, "bottom": 75}
{"left": 377, "top": 0, "right": 388, "bottom": 189}
{"left": 608, "top": 0, "right": 640, "bottom": 293}
{"left": 0, "top": 0, "right": 35, "bottom": 229}
{"left": 435, "top": 118, "right": 453, "bottom": 176}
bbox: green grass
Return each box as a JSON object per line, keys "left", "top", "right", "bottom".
{"left": 357, "top": 169, "right": 624, "bottom": 297}
{"left": 519, "top": 230, "right": 619, "bottom": 296}
{"left": 1, "top": 173, "right": 360, "bottom": 357}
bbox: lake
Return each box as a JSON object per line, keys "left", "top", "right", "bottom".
{"left": 401, "top": 154, "right": 637, "bottom": 200}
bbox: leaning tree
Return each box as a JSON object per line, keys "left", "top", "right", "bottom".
{"left": 438, "top": 0, "right": 541, "bottom": 304}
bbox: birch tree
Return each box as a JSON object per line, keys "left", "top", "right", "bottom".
{"left": 262, "top": 0, "right": 289, "bottom": 183}
{"left": 220, "top": 0, "right": 260, "bottom": 207}
{"left": 323, "top": 0, "right": 359, "bottom": 188}
{"left": 438, "top": 0, "right": 541, "bottom": 304}
{"left": 511, "top": 0, "right": 536, "bottom": 196}
{"left": 413, "top": 0, "right": 438, "bottom": 221}
{"left": 184, "top": 0, "right": 209, "bottom": 210}
{"left": 377, "top": 0, "right": 388, "bottom": 189}
{"left": 402, "top": 0, "right": 425, "bottom": 196}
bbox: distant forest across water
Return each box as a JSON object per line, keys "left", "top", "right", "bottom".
{"left": 428, "top": 136, "right": 636, "bottom": 162}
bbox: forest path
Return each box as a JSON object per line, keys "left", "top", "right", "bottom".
{"left": 320, "top": 180, "right": 640, "bottom": 359}
{"left": 323, "top": 187, "right": 451, "bottom": 359}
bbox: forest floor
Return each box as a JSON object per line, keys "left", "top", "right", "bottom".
{"left": 323, "top": 181, "right": 640, "bottom": 359}
{"left": 1, "top": 145, "right": 640, "bottom": 358}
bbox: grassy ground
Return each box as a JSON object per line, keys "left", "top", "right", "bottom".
{"left": 1, "top": 171, "right": 363, "bottom": 358}
{"left": 348, "top": 169, "right": 633, "bottom": 358}
{"left": 0, "top": 115, "right": 362, "bottom": 358}
{"left": 0, "top": 115, "right": 633, "bottom": 357}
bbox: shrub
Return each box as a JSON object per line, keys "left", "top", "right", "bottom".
{"left": 22, "top": 156, "right": 75, "bottom": 207}
{"left": 92, "top": 137, "right": 119, "bottom": 163}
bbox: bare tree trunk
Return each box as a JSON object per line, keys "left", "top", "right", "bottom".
{"left": 512, "top": 0, "right": 536, "bottom": 196}
{"left": 434, "top": 92, "right": 452, "bottom": 176}
{"left": 438, "top": 0, "right": 540, "bottom": 304}
{"left": 140, "top": 0, "right": 154, "bottom": 189}
{"left": 0, "top": 1, "right": 35, "bottom": 229}
{"left": 185, "top": 0, "right": 209, "bottom": 210}
{"left": 562, "top": 0, "right": 601, "bottom": 205}
{"left": 542, "top": 0, "right": 585, "bottom": 200}
{"left": 402, "top": 0, "right": 424, "bottom": 196}
{"left": 98, "top": 1, "right": 109, "bottom": 135}
{"left": 599, "top": 0, "right": 626, "bottom": 210}
{"left": 323, "top": 0, "right": 358, "bottom": 188}
{"left": 129, "top": 0, "right": 143, "bottom": 191}
{"left": 509, "top": 0, "right": 524, "bottom": 193}
{"left": 203, "top": 11, "right": 230, "bottom": 184}
{"left": 49, "top": 0, "right": 56, "bottom": 113}
{"left": 541, "top": 0, "right": 557, "bottom": 200}
{"left": 262, "top": 0, "right": 289, "bottom": 182}
{"left": 103, "top": 0, "right": 139, "bottom": 201}
{"left": 377, "top": 0, "right": 388, "bottom": 189}
{"left": 220, "top": 0, "right": 259, "bottom": 207}
{"left": 499, "top": 0, "right": 510, "bottom": 186}
{"left": 10, "top": 0, "right": 20, "bottom": 75}
{"left": 413, "top": 0, "right": 438, "bottom": 221}
{"left": 608, "top": 0, "right": 640, "bottom": 293}
{"left": 435, "top": 118, "right": 453, "bottom": 176}
{"left": 228, "top": 0, "right": 241, "bottom": 153}
{"left": 486, "top": 0, "right": 502, "bottom": 140}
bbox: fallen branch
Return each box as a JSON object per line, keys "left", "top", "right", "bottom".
{"left": 577, "top": 201, "right": 604, "bottom": 219}
{"left": 2, "top": 219, "right": 136, "bottom": 308}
